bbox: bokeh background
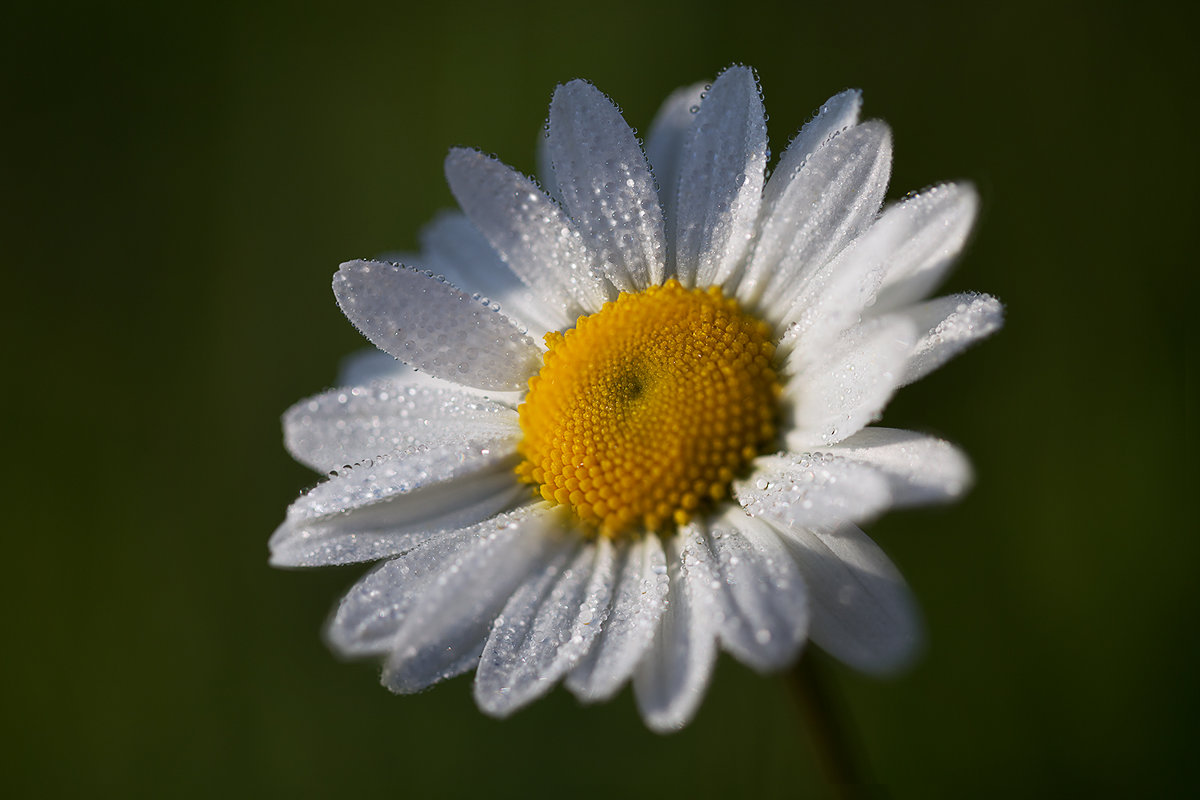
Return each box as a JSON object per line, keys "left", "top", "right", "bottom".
{"left": 4, "top": 0, "right": 1192, "bottom": 796}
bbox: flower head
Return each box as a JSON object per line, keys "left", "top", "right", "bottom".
{"left": 272, "top": 66, "right": 1003, "bottom": 732}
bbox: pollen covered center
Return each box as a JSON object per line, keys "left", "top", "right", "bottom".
{"left": 516, "top": 279, "right": 781, "bottom": 538}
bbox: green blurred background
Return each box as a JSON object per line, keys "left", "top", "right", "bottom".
{"left": 3, "top": 0, "right": 1192, "bottom": 796}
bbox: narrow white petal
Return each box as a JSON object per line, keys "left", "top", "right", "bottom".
{"left": 872, "top": 183, "right": 980, "bottom": 312}
{"left": 473, "top": 542, "right": 581, "bottom": 713}
{"left": 326, "top": 525, "right": 482, "bottom": 656}
{"left": 283, "top": 383, "right": 518, "bottom": 474}
{"left": 673, "top": 66, "right": 768, "bottom": 288}
{"left": 776, "top": 170, "right": 966, "bottom": 356}
{"left": 707, "top": 511, "right": 809, "bottom": 671}
{"left": 785, "top": 315, "right": 917, "bottom": 449}
{"left": 734, "top": 452, "right": 894, "bottom": 530}
{"left": 419, "top": 211, "right": 564, "bottom": 333}
{"left": 380, "top": 505, "right": 572, "bottom": 694}
{"left": 536, "top": 127, "right": 561, "bottom": 205}
{"left": 375, "top": 249, "right": 424, "bottom": 269}
{"left": 826, "top": 427, "right": 974, "bottom": 507}
{"left": 445, "top": 148, "right": 610, "bottom": 316}
{"left": 740, "top": 121, "right": 892, "bottom": 310}
{"left": 270, "top": 466, "right": 525, "bottom": 568}
{"left": 269, "top": 484, "right": 525, "bottom": 567}
{"left": 897, "top": 293, "right": 1005, "bottom": 386}
{"left": 336, "top": 350, "right": 447, "bottom": 388}
{"left": 768, "top": 90, "right": 862, "bottom": 208}
{"left": 270, "top": 439, "right": 521, "bottom": 567}
{"left": 474, "top": 537, "right": 616, "bottom": 716}
{"left": 775, "top": 521, "right": 922, "bottom": 674}
{"left": 739, "top": 428, "right": 973, "bottom": 529}
{"left": 333, "top": 260, "right": 540, "bottom": 391}
{"left": 749, "top": 88, "right": 863, "bottom": 320}
{"left": 283, "top": 438, "right": 514, "bottom": 524}
{"left": 645, "top": 82, "right": 706, "bottom": 255}
{"left": 633, "top": 525, "right": 721, "bottom": 733}
{"left": 546, "top": 80, "right": 665, "bottom": 293}
{"left": 737, "top": 428, "right": 973, "bottom": 540}
{"left": 773, "top": 215, "right": 895, "bottom": 357}
{"left": 566, "top": 533, "right": 669, "bottom": 702}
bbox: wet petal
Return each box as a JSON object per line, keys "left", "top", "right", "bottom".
{"left": 546, "top": 80, "right": 665, "bottom": 293}
{"left": 734, "top": 452, "right": 893, "bottom": 530}
{"left": 773, "top": 183, "right": 973, "bottom": 351}
{"left": 895, "top": 292, "right": 1004, "bottom": 386}
{"left": 672, "top": 66, "right": 767, "bottom": 288}
{"left": 419, "top": 211, "right": 562, "bottom": 333}
{"left": 740, "top": 121, "right": 892, "bottom": 309}
{"left": 645, "top": 81, "right": 705, "bottom": 254}
{"left": 827, "top": 427, "right": 973, "bottom": 508}
{"left": 283, "top": 383, "right": 517, "bottom": 474}
{"left": 775, "top": 521, "right": 922, "bottom": 674}
{"left": 707, "top": 512, "right": 809, "bottom": 671}
{"left": 445, "top": 148, "right": 610, "bottom": 316}
{"left": 633, "top": 525, "right": 721, "bottom": 733}
{"left": 336, "top": 350, "right": 450, "bottom": 388}
{"left": 380, "top": 505, "right": 573, "bottom": 693}
{"left": 769, "top": 89, "right": 862, "bottom": 203}
{"left": 872, "top": 183, "right": 980, "bottom": 312}
{"left": 333, "top": 260, "right": 540, "bottom": 391}
{"left": 566, "top": 533, "right": 669, "bottom": 702}
{"left": 326, "top": 525, "right": 482, "bottom": 656}
{"left": 536, "top": 126, "right": 561, "bottom": 206}
{"left": 785, "top": 315, "right": 917, "bottom": 449}
{"left": 270, "top": 439, "right": 520, "bottom": 567}
{"left": 474, "top": 537, "right": 616, "bottom": 715}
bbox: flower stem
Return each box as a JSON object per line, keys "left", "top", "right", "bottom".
{"left": 786, "top": 653, "right": 875, "bottom": 798}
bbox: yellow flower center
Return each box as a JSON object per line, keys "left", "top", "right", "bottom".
{"left": 516, "top": 279, "right": 781, "bottom": 538}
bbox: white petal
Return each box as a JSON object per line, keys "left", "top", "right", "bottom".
{"left": 283, "top": 383, "right": 518, "bottom": 474}
{"left": 785, "top": 315, "right": 917, "bottom": 449}
{"left": 774, "top": 521, "right": 922, "bottom": 674}
{"left": 707, "top": 511, "right": 809, "bottom": 671}
{"left": 896, "top": 293, "right": 1005, "bottom": 386}
{"left": 536, "top": 127, "right": 561, "bottom": 206}
{"left": 734, "top": 452, "right": 894, "bottom": 530}
{"left": 645, "top": 82, "right": 705, "bottom": 249}
{"left": 337, "top": 350, "right": 504, "bottom": 397}
{"left": 738, "top": 429, "right": 973, "bottom": 539}
{"left": 566, "top": 533, "right": 669, "bottom": 702}
{"left": 419, "top": 211, "right": 563, "bottom": 333}
{"left": 633, "top": 525, "right": 721, "bottom": 733}
{"left": 773, "top": 213, "right": 896, "bottom": 358}
{"left": 740, "top": 121, "right": 892, "bottom": 311}
{"left": 769, "top": 90, "right": 862, "bottom": 202}
{"left": 827, "top": 427, "right": 973, "bottom": 508}
{"left": 546, "top": 80, "right": 666, "bottom": 293}
{"left": 375, "top": 249, "right": 424, "bottom": 269}
{"left": 444, "top": 148, "right": 610, "bottom": 316}
{"left": 380, "top": 505, "right": 572, "bottom": 693}
{"left": 333, "top": 260, "right": 540, "bottom": 391}
{"left": 326, "top": 525, "right": 482, "bottom": 656}
{"left": 282, "top": 436, "right": 513, "bottom": 524}
{"left": 672, "top": 66, "right": 767, "bottom": 288}
{"left": 872, "top": 183, "right": 980, "bottom": 312}
{"left": 269, "top": 487, "right": 525, "bottom": 568}
{"left": 474, "top": 537, "right": 616, "bottom": 716}
{"left": 270, "top": 440, "right": 521, "bottom": 567}
{"left": 337, "top": 349, "right": 443, "bottom": 388}
{"left": 776, "top": 168, "right": 965, "bottom": 356}
{"left": 473, "top": 542, "right": 580, "bottom": 712}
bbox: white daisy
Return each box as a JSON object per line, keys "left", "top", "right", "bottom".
{"left": 272, "top": 66, "right": 1003, "bottom": 733}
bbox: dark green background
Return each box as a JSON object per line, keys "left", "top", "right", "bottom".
{"left": 4, "top": 0, "right": 1192, "bottom": 796}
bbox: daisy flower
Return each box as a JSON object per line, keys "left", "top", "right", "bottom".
{"left": 272, "top": 66, "right": 1003, "bottom": 733}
